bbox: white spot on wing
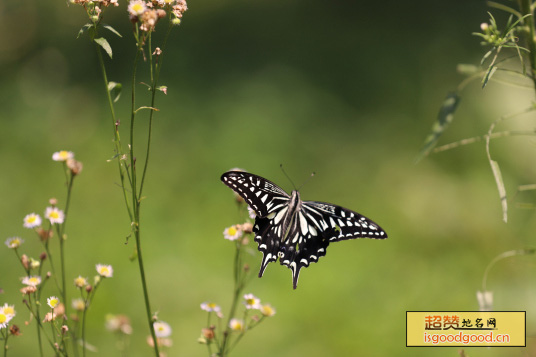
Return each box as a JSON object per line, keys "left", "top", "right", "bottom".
{"left": 299, "top": 212, "right": 308, "bottom": 235}
{"left": 273, "top": 207, "right": 288, "bottom": 224}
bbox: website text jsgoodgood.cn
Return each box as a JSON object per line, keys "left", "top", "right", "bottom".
{"left": 423, "top": 331, "right": 510, "bottom": 345}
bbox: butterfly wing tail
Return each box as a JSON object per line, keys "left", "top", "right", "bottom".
{"left": 253, "top": 217, "right": 280, "bottom": 278}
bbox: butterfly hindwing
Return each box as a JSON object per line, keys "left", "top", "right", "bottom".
{"left": 221, "top": 170, "right": 388, "bottom": 289}
{"left": 302, "top": 201, "right": 387, "bottom": 241}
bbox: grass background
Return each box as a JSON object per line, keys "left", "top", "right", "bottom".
{"left": 0, "top": 0, "right": 535, "bottom": 355}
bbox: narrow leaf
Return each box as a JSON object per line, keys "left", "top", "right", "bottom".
{"left": 103, "top": 24, "right": 122, "bottom": 38}
{"left": 415, "top": 93, "right": 461, "bottom": 163}
{"left": 482, "top": 65, "right": 498, "bottom": 88}
{"left": 108, "top": 81, "right": 122, "bottom": 103}
{"left": 489, "top": 159, "right": 508, "bottom": 222}
{"left": 481, "top": 49, "right": 495, "bottom": 65}
{"left": 94, "top": 37, "right": 113, "bottom": 59}
{"left": 486, "top": 1, "right": 523, "bottom": 19}
{"left": 77, "top": 24, "right": 92, "bottom": 39}
{"left": 134, "top": 106, "right": 159, "bottom": 113}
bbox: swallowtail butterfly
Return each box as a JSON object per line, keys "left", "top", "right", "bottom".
{"left": 221, "top": 171, "right": 388, "bottom": 289}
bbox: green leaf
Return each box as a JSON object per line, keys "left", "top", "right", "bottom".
{"left": 108, "top": 81, "right": 122, "bottom": 103}
{"left": 487, "top": 1, "right": 523, "bottom": 19}
{"left": 481, "top": 49, "right": 495, "bottom": 65}
{"left": 482, "top": 65, "right": 498, "bottom": 88}
{"left": 415, "top": 92, "right": 461, "bottom": 163}
{"left": 103, "top": 24, "right": 122, "bottom": 38}
{"left": 94, "top": 37, "right": 113, "bottom": 59}
{"left": 489, "top": 159, "right": 508, "bottom": 223}
{"left": 77, "top": 24, "right": 93, "bottom": 39}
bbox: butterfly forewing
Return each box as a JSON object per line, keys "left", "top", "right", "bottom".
{"left": 221, "top": 170, "right": 388, "bottom": 289}
{"left": 221, "top": 171, "right": 289, "bottom": 217}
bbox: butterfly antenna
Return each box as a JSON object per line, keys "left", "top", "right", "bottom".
{"left": 280, "top": 164, "right": 297, "bottom": 190}
{"left": 297, "top": 171, "right": 315, "bottom": 191}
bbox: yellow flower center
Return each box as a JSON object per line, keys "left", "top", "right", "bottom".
{"left": 27, "top": 216, "right": 36, "bottom": 223}
{"left": 3, "top": 307, "right": 14, "bottom": 316}
{"left": 50, "top": 299, "right": 58, "bottom": 308}
{"left": 58, "top": 151, "right": 69, "bottom": 159}
{"left": 208, "top": 303, "right": 216, "bottom": 309}
{"left": 246, "top": 298, "right": 255, "bottom": 305}
{"left": 132, "top": 4, "right": 144, "bottom": 12}
{"left": 49, "top": 211, "right": 59, "bottom": 219}
{"left": 29, "top": 277, "right": 39, "bottom": 285}
{"left": 228, "top": 227, "right": 237, "bottom": 236}
{"left": 0, "top": 313, "right": 6, "bottom": 324}
{"left": 100, "top": 267, "right": 109, "bottom": 275}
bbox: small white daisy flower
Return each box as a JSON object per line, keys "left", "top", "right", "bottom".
{"left": 128, "top": 0, "right": 147, "bottom": 16}
{"left": 153, "top": 321, "right": 172, "bottom": 338}
{"left": 52, "top": 151, "right": 74, "bottom": 162}
{"left": 22, "top": 276, "right": 42, "bottom": 287}
{"left": 5, "top": 237, "right": 24, "bottom": 249}
{"left": 0, "top": 308, "right": 13, "bottom": 330}
{"left": 23, "top": 213, "right": 42, "bottom": 228}
{"left": 229, "top": 318, "right": 244, "bottom": 331}
{"left": 45, "top": 207, "right": 65, "bottom": 225}
{"left": 200, "top": 302, "right": 221, "bottom": 313}
{"left": 72, "top": 298, "right": 85, "bottom": 311}
{"left": 47, "top": 296, "right": 60, "bottom": 309}
{"left": 96, "top": 264, "right": 113, "bottom": 278}
{"left": 223, "top": 225, "right": 243, "bottom": 241}
{"left": 1, "top": 304, "right": 16, "bottom": 318}
{"left": 74, "top": 276, "right": 88, "bottom": 288}
{"left": 243, "top": 293, "right": 261, "bottom": 310}
{"left": 260, "top": 304, "right": 276, "bottom": 317}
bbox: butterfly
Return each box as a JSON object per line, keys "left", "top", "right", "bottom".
{"left": 221, "top": 170, "right": 388, "bottom": 289}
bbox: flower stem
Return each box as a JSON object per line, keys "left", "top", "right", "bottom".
{"left": 129, "top": 40, "right": 160, "bottom": 357}
{"left": 220, "top": 242, "right": 244, "bottom": 356}
{"left": 94, "top": 33, "right": 134, "bottom": 222}
{"left": 519, "top": 0, "right": 536, "bottom": 93}
{"left": 3, "top": 329, "right": 8, "bottom": 357}
{"left": 34, "top": 302, "right": 44, "bottom": 357}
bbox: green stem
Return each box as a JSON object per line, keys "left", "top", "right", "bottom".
{"left": 139, "top": 21, "right": 173, "bottom": 199}
{"left": 129, "top": 35, "right": 160, "bottom": 357}
{"left": 220, "top": 242, "right": 244, "bottom": 356}
{"left": 81, "top": 301, "right": 88, "bottom": 357}
{"left": 94, "top": 32, "right": 134, "bottom": 223}
{"left": 34, "top": 302, "right": 44, "bottom": 357}
{"left": 133, "top": 224, "right": 159, "bottom": 356}
{"left": 3, "top": 329, "right": 8, "bottom": 357}
{"left": 519, "top": 0, "right": 536, "bottom": 92}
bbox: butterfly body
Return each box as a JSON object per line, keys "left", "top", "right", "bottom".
{"left": 221, "top": 171, "right": 387, "bottom": 289}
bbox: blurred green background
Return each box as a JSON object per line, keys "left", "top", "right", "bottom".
{"left": 1, "top": 0, "right": 535, "bottom": 356}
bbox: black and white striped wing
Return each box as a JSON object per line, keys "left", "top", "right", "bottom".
{"left": 277, "top": 201, "right": 387, "bottom": 288}
{"left": 302, "top": 201, "right": 388, "bottom": 241}
{"left": 221, "top": 171, "right": 289, "bottom": 217}
{"left": 221, "top": 171, "right": 292, "bottom": 278}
